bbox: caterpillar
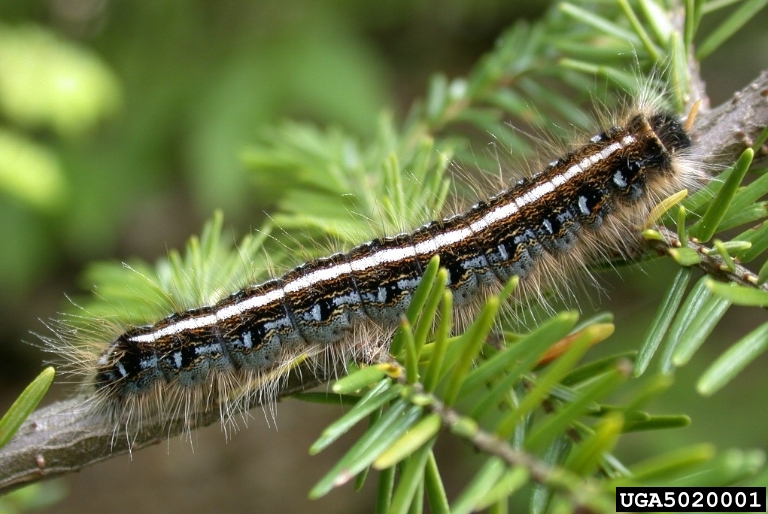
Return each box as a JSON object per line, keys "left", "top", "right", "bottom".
{"left": 44, "top": 97, "right": 704, "bottom": 442}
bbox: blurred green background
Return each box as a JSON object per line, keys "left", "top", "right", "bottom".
{"left": 0, "top": 1, "right": 766, "bottom": 513}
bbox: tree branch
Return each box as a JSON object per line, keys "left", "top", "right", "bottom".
{"left": 696, "top": 70, "right": 768, "bottom": 167}
{"left": 0, "top": 372, "right": 325, "bottom": 493}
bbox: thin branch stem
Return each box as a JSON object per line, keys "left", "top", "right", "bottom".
{"left": 649, "top": 227, "right": 768, "bottom": 292}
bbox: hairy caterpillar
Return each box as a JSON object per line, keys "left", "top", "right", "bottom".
{"left": 42, "top": 96, "right": 704, "bottom": 444}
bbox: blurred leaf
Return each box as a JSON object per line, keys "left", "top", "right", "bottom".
{"left": 310, "top": 380, "right": 402, "bottom": 455}
{"left": 658, "top": 276, "right": 712, "bottom": 374}
{"left": 696, "top": 0, "right": 768, "bottom": 58}
{"left": 373, "top": 414, "right": 441, "bottom": 469}
{"left": 735, "top": 222, "right": 768, "bottom": 262}
{"left": 0, "top": 367, "right": 54, "bottom": 449}
{"left": 450, "top": 458, "right": 506, "bottom": 514}
{"left": 332, "top": 366, "right": 389, "bottom": 394}
{"left": 619, "top": 444, "right": 716, "bottom": 483}
{"left": 0, "top": 482, "right": 67, "bottom": 512}
{"left": 0, "top": 128, "right": 66, "bottom": 210}
{"left": 424, "top": 452, "right": 450, "bottom": 514}
{"left": 525, "top": 365, "right": 627, "bottom": 452}
{"left": 495, "top": 324, "right": 612, "bottom": 438}
{"left": 473, "top": 466, "right": 528, "bottom": 511}
{"left": 623, "top": 414, "right": 691, "bottom": 432}
{"left": 707, "top": 279, "right": 768, "bottom": 307}
{"left": 462, "top": 311, "right": 578, "bottom": 397}
{"left": 565, "top": 412, "right": 623, "bottom": 475}
{"left": 689, "top": 149, "right": 754, "bottom": 241}
{"left": 309, "top": 402, "right": 422, "bottom": 498}
{"left": 668, "top": 247, "right": 702, "bottom": 266}
{"left": 635, "top": 267, "right": 692, "bottom": 376}
{"left": 0, "top": 24, "right": 121, "bottom": 136}
{"left": 385, "top": 435, "right": 435, "bottom": 514}
{"left": 671, "top": 288, "right": 731, "bottom": 367}
{"left": 671, "top": 448, "right": 765, "bottom": 486}
{"left": 558, "top": 3, "right": 641, "bottom": 46}
{"left": 530, "top": 436, "right": 570, "bottom": 514}
{"left": 639, "top": 0, "right": 674, "bottom": 44}
{"left": 698, "top": 321, "right": 768, "bottom": 396}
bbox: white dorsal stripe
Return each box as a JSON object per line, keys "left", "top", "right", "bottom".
{"left": 129, "top": 314, "right": 218, "bottom": 343}
{"left": 284, "top": 262, "right": 354, "bottom": 293}
{"left": 414, "top": 227, "right": 474, "bottom": 254}
{"left": 216, "top": 288, "right": 285, "bottom": 319}
{"left": 130, "top": 288, "right": 285, "bottom": 343}
{"left": 350, "top": 245, "right": 416, "bottom": 271}
{"left": 130, "top": 135, "right": 635, "bottom": 344}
